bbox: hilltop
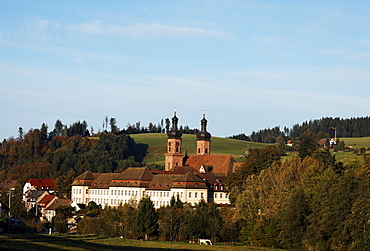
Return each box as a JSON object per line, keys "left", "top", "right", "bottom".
{"left": 130, "top": 133, "right": 370, "bottom": 164}
{"left": 130, "top": 133, "right": 269, "bottom": 165}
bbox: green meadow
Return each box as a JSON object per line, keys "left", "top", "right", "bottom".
{"left": 130, "top": 133, "right": 269, "bottom": 164}
{"left": 130, "top": 134, "right": 370, "bottom": 164}
{"left": 0, "top": 234, "right": 284, "bottom": 251}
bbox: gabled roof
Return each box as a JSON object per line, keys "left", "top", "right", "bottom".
{"left": 26, "top": 190, "right": 48, "bottom": 201}
{"left": 26, "top": 179, "right": 56, "bottom": 190}
{"left": 147, "top": 174, "right": 181, "bottom": 191}
{"left": 184, "top": 155, "right": 236, "bottom": 175}
{"left": 181, "top": 172, "right": 204, "bottom": 183}
{"left": 75, "top": 171, "right": 95, "bottom": 180}
{"left": 111, "top": 168, "right": 154, "bottom": 188}
{"left": 45, "top": 198, "right": 72, "bottom": 211}
{"left": 91, "top": 173, "right": 121, "bottom": 189}
{"left": 172, "top": 172, "right": 208, "bottom": 189}
{"left": 38, "top": 195, "right": 56, "bottom": 207}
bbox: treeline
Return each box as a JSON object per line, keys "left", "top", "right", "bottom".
{"left": 232, "top": 116, "right": 370, "bottom": 143}
{"left": 0, "top": 124, "right": 150, "bottom": 198}
{"left": 225, "top": 131, "right": 370, "bottom": 250}
{"left": 75, "top": 196, "right": 238, "bottom": 244}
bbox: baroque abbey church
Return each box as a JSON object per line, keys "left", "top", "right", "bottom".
{"left": 71, "top": 112, "right": 239, "bottom": 208}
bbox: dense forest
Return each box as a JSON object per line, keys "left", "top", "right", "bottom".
{"left": 230, "top": 116, "right": 370, "bottom": 143}
{"left": 223, "top": 130, "right": 370, "bottom": 250}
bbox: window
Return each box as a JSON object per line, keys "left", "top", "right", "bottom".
{"left": 198, "top": 148, "right": 200, "bottom": 153}
{"left": 125, "top": 190, "right": 127, "bottom": 196}
{"left": 118, "top": 190, "right": 120, "bottom": 196}
{"left": 111, "top": 190, "right": 113, "bottom": 195}
{"left": 195, "top": 192, "right": 198, "bottom": 198}
{"left": 160, "top": 192, "right": 162, "bottom": 197}
{"left": 220, "top": 193, "right": 223, "bottom": 198}
{"left": 128, "top": 190, "right": 131, "bottom": 196}
{"left": 201, "top": 192, "right": 204, "bottom": 198}
{"left": 189, "top": 192, "right": 192, "bottom": 198}
{"left": 215, "top": 193, "right": 217, "bottom": 198}
{"left": 205, "top": 148, "right": 208, "bottom": 153}
{"left": 114, "top": 190, "right": 117, "bottom": 195}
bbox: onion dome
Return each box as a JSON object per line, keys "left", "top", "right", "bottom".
{"left": 167, "top": 112, "right": 182, "bottom": 138}
{"left": 196, "top": 114, "right": 211, "bottom": 140}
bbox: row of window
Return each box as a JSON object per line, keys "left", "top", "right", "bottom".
{"left": 188, "top": 192, "right": 204, "bottom": 199}
{"left": 214, "top": 192, "right": 228, "bottom": 199}
{"left": 74, "top": 189, "right": 231, "bottom": 204}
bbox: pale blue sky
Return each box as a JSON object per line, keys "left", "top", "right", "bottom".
{"left": 1, "top": 0, "right": 370, "bottom": 140}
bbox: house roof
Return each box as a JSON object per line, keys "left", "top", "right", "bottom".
{"left": 75, "top": 171, "right": 95, "bottom": 180}
{"left": 45, "top": 198, "right": 72, "bottom": 211}
{"left": 184, "top": 155, "right": 236, "bottom": 175}
{"left": 38, "top": 195, "right": 56, "bottom": 207}
{"left": 318, "top": 138, "right": 328, "bottom": 146}
{"left": 26, "top": 190, "right": 48, "bottom": 201}
{"left": 110, "top": 168, "right": 154, "bottom": 188}
{"left": 26, "top": 179, "right": 56, "bottom": 190}
{"left": 115, "top": 167, "right": 154, "bottom": 181}
{"left": 91, "top": 173, "right": 121, "bottom": 189}
{"left": 147, "top": 174, "right": 181, "bottom": 191}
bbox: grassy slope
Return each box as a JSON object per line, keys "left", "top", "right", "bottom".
{"left": 0, "top": 234, "right": 284, "bottom": 251}
{"left": 130, "top": 133, "right": 269, "bottom": 165}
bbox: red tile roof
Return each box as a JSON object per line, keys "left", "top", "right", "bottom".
{"left": 38, "top": 195, "right": 56, "bottom": 207}
{"left": 184, "top": 155, "right": 236, "bottom": 175}
{"left": 26, "top": 179, "right": 56, "bottom": 190}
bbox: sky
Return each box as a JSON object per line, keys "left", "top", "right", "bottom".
{"left": 1, "top": 0, "right": 370, "bottom": 141}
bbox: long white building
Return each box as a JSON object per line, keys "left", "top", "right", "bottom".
{"left": 71, "top": 113, "right": 238, "bottom": 208}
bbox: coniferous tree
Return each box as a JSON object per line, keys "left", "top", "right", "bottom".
{"left": 136, "top": 196, "right": 158, "bottom": 240}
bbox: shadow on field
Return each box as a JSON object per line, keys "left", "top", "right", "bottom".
{"left": 0, "top": 234, "right": 202, "bottom": 251}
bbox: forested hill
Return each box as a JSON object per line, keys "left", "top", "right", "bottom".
{"left": 0, "top": 131, "right": 149, "bottom": 198}
{"left": 230, "top": 116, "right": 370, "bottom": 143}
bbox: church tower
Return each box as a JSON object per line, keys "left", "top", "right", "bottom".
{"left": 164, "top": 111, "right": 184, "bottom": 171}
{"left": 196, "top": 113, "right": 211, "bottom": 155}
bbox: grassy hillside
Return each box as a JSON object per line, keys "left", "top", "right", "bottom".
{"left": 340, "top": 136, "right": 370, "bottom": 149}
{"left": 130, "top": 133, "right": 269, "bottom": 165}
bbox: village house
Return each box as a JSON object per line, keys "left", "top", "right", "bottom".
{"left": 71, "top": 113, "right": 239, "bottom": 208}
{"left": 22, "top": 178, "right": 57, "bottom": 212}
